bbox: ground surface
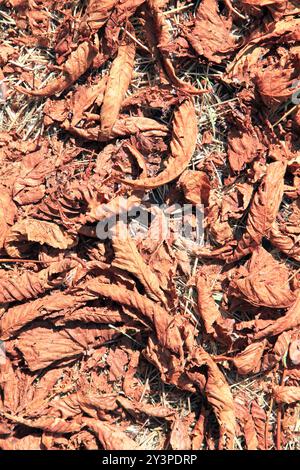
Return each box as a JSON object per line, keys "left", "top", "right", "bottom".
{"left": 0, "top": 0, "right": 299, "bottom": 450}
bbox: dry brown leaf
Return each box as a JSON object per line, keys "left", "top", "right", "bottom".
{"left": 16, "top": 325, "right": 117, "bottom": 371}
{"left": 80, "top": 0, "right": 119, "bottom": 34}
{"left": 179, "top": 170, "right": 210, "bottom": 206}
{"left": 273, "top": 385, "right": 300, "bottom": 404}
{"left": 0, "top": 258, "right": 78, "bottom": 304}
{"left": 169, "top": 417, "right": 192, "bottom": 450}
{"left": 0, "top": 290, "right": 94, "bottom": 340}
{"left": 100, "top": 35, "right": 135, "bottom": 132}
{"left": 188, "top": 346, "right": 236, "bottom": 450}
{"left": 232, "top": 340, "right": 267, "bottom": 375}
{"left": 118, "top": 98, "right": 197, "bottom": 188}
{"left": 196, "top": 272, "right": 223, "bottom": 335}
{"left": 112, "top": 223, "right": 167, "bottom": 304}
{"left": 229, "top": 247, "right": 297, "bottom": 308}
{"left": 5, "top": 218, "right": 78, "bottom": 257}
{"left": 185, "top": 0, "right": 238, "bottom": 64}
{"left": 16, "top": 41, "right": 98, "bottom": 97}
{"left": 63, "top": 116, "right": 168, "bottom": 141}
{"left": 254, "top": 292, "right": 300, "bottom": 340}
{"left": 227, "top": 160, "right": 287, "bottom": 262}
{"left": 85, "top": 418, "right": 141, "bottom": 450}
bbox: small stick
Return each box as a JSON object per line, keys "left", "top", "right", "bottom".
{"left": 273, "top": 104, "right": 299, "bottom": 128}
{"left": 163, "top": 3, "right": 194, "bottom": 16}
{"left": 120, "top": 27, "right": 151, "bottom": 53}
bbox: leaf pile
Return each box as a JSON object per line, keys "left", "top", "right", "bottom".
{"left": 0, "top": 0, "right": 299, "bottom": 450}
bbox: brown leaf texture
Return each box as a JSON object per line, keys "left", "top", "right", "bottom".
{"left": 232, "top": 340, "right": 267, "bottom": 375}
{"left": 0, "top": 258, "right": 78, "bottom": 304}
{"left": 254, "top": 292, "right": 300, "bottom": 340}
{"left": 2, "top": 0, "right": 300, "bottom": 451}
{"left": 196, "top": 272, "right": 223, "bottom": 336}
{"left": 85, "top": 418, "right": 142, "bottom": 450}
{"left": 0, "top": 290, "right": 95, "bottom": 340}
{"left": 63, "top": 116, "right": 168, "bottom": 141}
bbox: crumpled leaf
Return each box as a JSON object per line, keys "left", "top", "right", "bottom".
{"left": 0, "top": 290, "right": 94, "bottom": 340}
{"left": 229, "top": 246, "right": 297, "bottom": 308}
{"left": 80, "top": 0, "right": 119, "bottom": 34}
{"left": 5, "top": 218, "right": 78, "bottom": 257}
{"left": 0, "top": 258, "right": 78, "bottom": 304}
{"left": 254, "top": 292, "right": 300, "bottom": 340}
{"left": 145, "top": 0, "right": 205, "bottom": 94}
{"left": 179, "top": 170, "right": 210, "bottom": 206}
{"left": 63, "top": 116, "right": 168, "bottom": 141}
{"left": 196, "top": 272, "right": 223, "bottom": 336}
{"left": 227, "top": 126, "right": 263, "bottom": 173}
{"left": 188, "top": 347, "right": 236, "bottom": 450}
{"left": 184, "top": 0, "right": 238, "bottom": 64}
{"left": 16, "top": 325, "right": 117, "bottom": 371}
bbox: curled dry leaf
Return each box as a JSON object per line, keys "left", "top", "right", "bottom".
{"left": 100, "top": 35, "right": 136, "bottom": 132}
{"left": 117, "top": 395, "right": 175, "bottom": 420}
{"left": 85, "top": 418, "right": 141, "bottom": 450}
{"left": 117, "top": 98, "right": 197, "bottom": 188}
{"left": 16, "top": 41, "right": 98, "bottom": 97}
{"left": 0, "top": 291, "right": 94, "bottom": 340}
{"left": 0, "top": 258, "right": 78, "bottom": 304}
{"left": 188, "top": 347, "right": 236, "bottom": 450}
{"left": 146, "top": 0, "right": 205, "bottom": 94}
{"left": 196, "top": 272, "right": 223, "bottom": 336}
{"left": 179, "top": 170, "right": 210, "bottom": 206}
{"left": 112, "top": 223, "right": 167, "bottom": 304}
{"left": 63, "top": 116, "right": 168, "bottom": 141}
{"left": 227, "top": 160, "right": 287, "bottom": 262}
{"left": 16, "top": 325, "right": 117, "bottom": 371}
{"left": 254, "top": 293, "right": 300, "bottom": 340}
{"left": 232, "top": 340, "right": 267, "bottom": 375}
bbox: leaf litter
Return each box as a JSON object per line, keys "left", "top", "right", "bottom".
{"left": 0, "top": 0, "right": 299, "bottom": 450}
